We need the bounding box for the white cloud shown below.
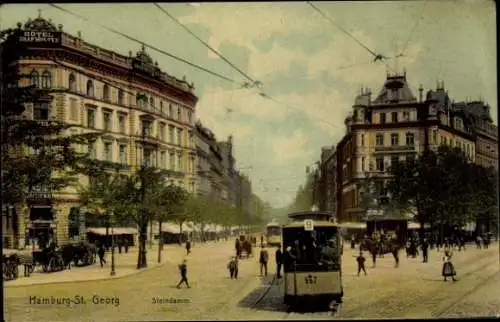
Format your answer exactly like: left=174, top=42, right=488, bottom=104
left=269, top=129, right=312, bottom=164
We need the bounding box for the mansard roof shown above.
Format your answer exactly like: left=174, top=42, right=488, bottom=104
left=373, top=72, right=417, bottom=104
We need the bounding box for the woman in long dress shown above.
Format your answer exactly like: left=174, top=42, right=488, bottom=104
left=442, top=249, right=457, bottom=282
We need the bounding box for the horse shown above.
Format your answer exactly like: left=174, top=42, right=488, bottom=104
left=360, top=237, right=401, bottom=268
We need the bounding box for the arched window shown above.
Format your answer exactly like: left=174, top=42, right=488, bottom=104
left=136, top=94, right=146, bottom=109
left=69, top=73, right=77, bottom=92
left=41, top=70, right=52, bottom=89
left=103, top=84, right=110, bottom=101
left=149, top=97, right=155, bottom=109
left=118, top=90, right=124, bottom=105
left=30, top=70, right=39, bottom=88
left=86, top=80, right=94, bottom=97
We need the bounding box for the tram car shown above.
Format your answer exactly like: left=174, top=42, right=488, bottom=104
left=266, top=221, right=282, bottom=247
left=282, top=211, right=343, bottom=310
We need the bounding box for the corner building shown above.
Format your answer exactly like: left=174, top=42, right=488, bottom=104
left=336, top=72, right=487, bottom=222
left=1, top=16, right=198, bottom=248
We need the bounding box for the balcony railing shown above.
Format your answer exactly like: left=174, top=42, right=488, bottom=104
left=374, top=145, right=415, bottom=153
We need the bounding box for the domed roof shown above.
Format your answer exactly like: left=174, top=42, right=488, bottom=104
left=135, top=45, right=153, bottom=65
left=23, top=10, right=57, bottom=31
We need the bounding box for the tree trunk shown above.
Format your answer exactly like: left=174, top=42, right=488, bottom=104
left=179, top=221, right=184, bottom=245
left=137, top=220, right=148, bottom=269
left=157, top=221, right=163, bottom=263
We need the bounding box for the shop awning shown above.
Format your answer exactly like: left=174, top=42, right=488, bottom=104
left=86, top=227, right=137, bottom=235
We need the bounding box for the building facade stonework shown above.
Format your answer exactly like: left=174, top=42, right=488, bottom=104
left=334, top=73, right=494, bottom=223
left=1, top=16, right=198, bottom=248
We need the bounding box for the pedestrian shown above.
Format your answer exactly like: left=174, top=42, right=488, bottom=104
left=186, top=240, right=191, bottom=255
left=259, top=246, right=269, bottom=276
left=124, top=239, right=129, bottom=253
left=275, top=246, right=283, bottom=278
left=177, top=259, right=190, bottom=288
left=227, top=256, right=239, bottom=279
left=356, top=251, right=367, bottom=276
left=475, top=235, right=482, bottom=249
left=235, top=238, right=241, bottom=258
left=458, top=236, right=466, bottom=251
left=118, top=239, right=122, bottom=254
left=350, top=235, right=356, bottom=249
left=260, top=234, right=264, bottom=247
left=98, top=244, right=106, bottom=268
left=421, top=238, right=429, bottom=263
left=442, top=248, right=457, bottom=282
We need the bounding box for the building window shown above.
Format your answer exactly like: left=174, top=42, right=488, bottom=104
left=380, top=113, right=386, bottom=124
left=376, top=133, right=384, bottom=146
left=118, top=114, right=126, bottom=133
left=136, top=94, right=146, bottom=109
left=177, top=154, right=183, bottom=171
left=466, top=144, right=470, bottom=157
left=361, top=157, right=365, bottom=172
left=144, top=149, right=153, bottom=167
left=403, top=111, right=410, bottom=121
left=177, top=106, right=182, bottom=121
left=391, top=156, right=399, bottom=169
left=149, top=97, right=155, bottom=109
left=119, top=145, right=127, bottom=165
left=169, top=125, right=175, bottom=143
left=30, top=70, right=39, bottom=88
left=169, top=152, right=175, bottom=170
left=104, top=142, right=112, bottom=162
left=34, top=103, right=50, bottom=120
left=376, top=157, right=384, bottom=171
left=189, top=157, right=195, bottom=174
left=177, top=128, right=183, bottom=146
left=118, top=90, right=124, bottom=105
left=88, top=141, right=97, bottom=159
left=160, top=101, right=164, bottom=114
left=169, top=104, right=173, bottom=117
left=432, top=130, right=437, bottom=144
left=159, top=123, right=165, bottom=141
left=188, top=111, right=193, bottom=124
left=391, top=112, right=398, bottom=123
left=87, top=109, right=96, bottom=128
left=103, top=112, right=112, bottom=131
left=69, top=73, right=77, bottom=92
left=391, top=133, right=399, bottom=146
left=141, top=120, right=151, bottom=136
left=361, top=134, right=365, bottom=147
left=41, top=70, right=52, bottom=89
left=405, top=132, right=415, bottom=146
left=444, top=137, right=448, bottom=145
left=160, top=151, right=166, bottom=169
left=69, top=98, right=78, bottom=121
left=103, top=85, right=110, bottom=102
left=189, top=131, right=194, bottom=148
left=86, top=80, right=94, bottom=97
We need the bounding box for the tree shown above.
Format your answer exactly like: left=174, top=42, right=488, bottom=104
left=386, top=145, right=495, bottom=240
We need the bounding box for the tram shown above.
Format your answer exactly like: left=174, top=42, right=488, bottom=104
left=282, top=211, right=343, bottom=310
left=266, top=221, right=282, bottom=246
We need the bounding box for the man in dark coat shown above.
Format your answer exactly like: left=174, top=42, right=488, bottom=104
left=186, top=240, right=191, bottom=255
left=275, top=246, right=283, bottom=278
left=177, top=259, right=190, bottom=288
left=421, top=238, right=429, bottom=263
left=259, top=246, right=269, bottom=276
left=356, top=251, right=367, bottom=276
left=98, top=244, right=106, bottom=268
left=228, top=256, right=239, bottom=279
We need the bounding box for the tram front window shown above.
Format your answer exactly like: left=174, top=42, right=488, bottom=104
left=283, top=227, right=341, bottom=272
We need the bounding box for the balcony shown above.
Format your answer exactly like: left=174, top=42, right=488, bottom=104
left=374, top=145, right=415, bottom=153
left=135, top=131, right=159, bottom=146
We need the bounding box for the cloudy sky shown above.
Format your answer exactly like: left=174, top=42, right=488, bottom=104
left=1, top=1, right=496, bottom=208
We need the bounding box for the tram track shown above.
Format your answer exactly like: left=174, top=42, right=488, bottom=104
left=339, top=254, right=498, bottom=318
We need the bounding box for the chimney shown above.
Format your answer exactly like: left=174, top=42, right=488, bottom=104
left=418, top=84, right=423, bottom=102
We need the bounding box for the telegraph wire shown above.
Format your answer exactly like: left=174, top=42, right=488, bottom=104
left=398, top=0, right=429, bottom=57
left=48, top=4, right=236, bottom=84
left=307, top=1, right=388, bottom=62
left=153, top=3, right=261, bottom=88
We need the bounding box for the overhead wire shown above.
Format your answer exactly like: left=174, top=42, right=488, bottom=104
left=398, top=0, right=429, bottom=57
left=48, top=4, right=237, bottom=84
left=153, top=3, right=260, bottom=88
left=306, top=1, right=388, bottom=62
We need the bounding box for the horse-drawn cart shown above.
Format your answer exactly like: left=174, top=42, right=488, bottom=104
left=32, top=248, right=65, bottom=273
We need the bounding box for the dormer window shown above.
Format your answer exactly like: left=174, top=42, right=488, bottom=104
left=41, top=70, right=52, bottom=89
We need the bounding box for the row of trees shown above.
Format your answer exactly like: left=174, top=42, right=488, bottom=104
left=361, top=146, right=498, bottom=238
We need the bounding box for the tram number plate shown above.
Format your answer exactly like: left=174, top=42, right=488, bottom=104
left=304, top=219, right=314, bottom=231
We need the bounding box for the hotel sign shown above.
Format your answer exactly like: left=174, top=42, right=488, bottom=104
left=18, top=31, right=61, bottom=46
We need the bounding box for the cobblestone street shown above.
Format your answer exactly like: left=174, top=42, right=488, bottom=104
left=4, top=242, right=499, bottom=321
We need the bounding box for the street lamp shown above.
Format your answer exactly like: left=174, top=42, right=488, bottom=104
left=110, top=213, right=116, bottom=276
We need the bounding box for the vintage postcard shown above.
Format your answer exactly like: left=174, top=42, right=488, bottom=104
left=2, top=1, right=498, bottom=321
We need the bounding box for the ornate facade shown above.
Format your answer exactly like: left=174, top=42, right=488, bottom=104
left=335, top=72, right=487, bottom=222
left=1, top=15, right=198, bottom=248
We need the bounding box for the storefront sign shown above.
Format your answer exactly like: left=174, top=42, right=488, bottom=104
left=18, top=31, right=61, bottom=45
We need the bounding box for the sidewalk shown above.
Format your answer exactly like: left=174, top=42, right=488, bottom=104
left=4, top=240, right=232, bottom=287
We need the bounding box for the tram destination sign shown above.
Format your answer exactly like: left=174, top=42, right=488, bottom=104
left=18, top=31, right=62, bottom=46
left=304, top=219, right=314, bottom=231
